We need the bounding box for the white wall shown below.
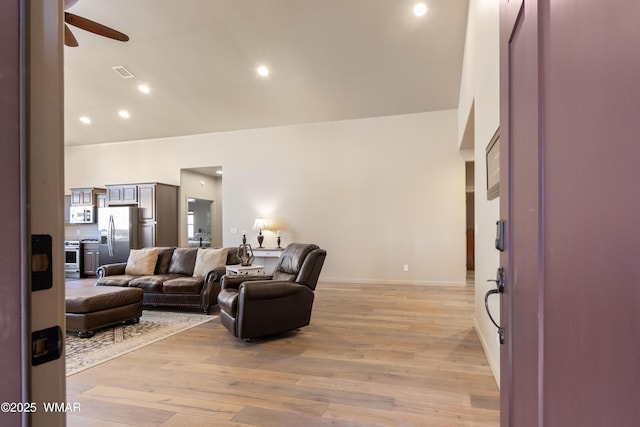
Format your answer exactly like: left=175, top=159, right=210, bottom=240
left=458, top=0, right=501, bottom=385
left=66, top=110, right=467, bottom=285
left=458, top=0, right=476, bottom=147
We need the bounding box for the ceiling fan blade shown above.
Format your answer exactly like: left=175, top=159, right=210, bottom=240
left=64, top=23, right=79, bottom=47
left=64, top=12, right=129, bottom=42
left=63, top=0, right=79, bottom=11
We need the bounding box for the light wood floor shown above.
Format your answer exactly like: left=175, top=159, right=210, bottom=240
left=66, top=281, right=499, bottom=426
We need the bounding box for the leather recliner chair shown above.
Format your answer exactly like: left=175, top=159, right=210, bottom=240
left=217, top=243, right=326, bottom=340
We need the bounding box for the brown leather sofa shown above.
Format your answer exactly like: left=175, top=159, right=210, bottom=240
left=218, top=243, right=326, bottom=340
left=96, top=247, right=241, bottom=313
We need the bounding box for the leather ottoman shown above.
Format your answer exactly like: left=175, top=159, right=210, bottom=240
left=66, top=286, right=143, bottom=338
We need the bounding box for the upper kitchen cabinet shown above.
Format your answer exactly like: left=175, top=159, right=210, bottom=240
left=64, top=195, right=71, bottom=224
left=97, top=193, right=107, bottom=208
left=70, top=187, right=105, bottom=206
left=106, top=184, right=138, bottom=205
left=137, top=184, right=156, bottom=221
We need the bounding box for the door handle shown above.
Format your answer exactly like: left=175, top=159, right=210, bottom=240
left=485, top=267, right=504, bottom=344
left=108, top=215, right=115, bottom=256
left=487, top=266, right=505, bottom=293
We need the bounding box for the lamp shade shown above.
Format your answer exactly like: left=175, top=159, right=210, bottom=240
left=253, top=218, right=268, bottom=231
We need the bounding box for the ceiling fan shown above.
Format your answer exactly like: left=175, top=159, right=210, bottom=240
left=64, top=0, right=129, bottom=47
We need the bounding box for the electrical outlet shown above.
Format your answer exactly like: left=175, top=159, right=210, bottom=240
left=230, top=228, right=237, bottom=234
left=403, top=264, right=409, bottom=272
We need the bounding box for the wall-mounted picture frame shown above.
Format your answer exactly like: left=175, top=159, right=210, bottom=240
left=486, top=128, right=500, bottom=200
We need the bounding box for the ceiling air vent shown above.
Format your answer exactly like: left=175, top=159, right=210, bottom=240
left=111, top=65, right=135, bottom=79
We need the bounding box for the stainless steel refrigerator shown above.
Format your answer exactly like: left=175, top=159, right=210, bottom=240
left=98, top=206, right=139, bottom=266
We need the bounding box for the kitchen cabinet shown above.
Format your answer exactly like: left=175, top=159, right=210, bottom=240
left=64, top=195, right=71, bottom=224
left=82, top=242, right=99, bottom=277
left=70, top=187, right=105, bottom=206
left=137, top=183, right=178, bottom=247
left=106, top=184, right=138, bottom=205
left=106, top=182, right=178, bottom=248
left=138, top=184, right=156, bottom=221
left=97, top=193, right=107, bottom=208
left=139, top=222, right=156, bottom=249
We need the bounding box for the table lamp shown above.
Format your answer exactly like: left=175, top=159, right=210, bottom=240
left=253, top=218, right=268, bottom=248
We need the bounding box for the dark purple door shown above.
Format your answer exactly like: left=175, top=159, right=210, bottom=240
left=500, top=0, right=541, bottom=425
left=501, top=0, right=640, bottom=425
left=0, top=2, right=24, bottom=425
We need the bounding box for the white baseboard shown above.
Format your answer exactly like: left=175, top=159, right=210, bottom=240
left=473, top=317, right=500, bottom=389
left=320, top=277, right=467, bottom=287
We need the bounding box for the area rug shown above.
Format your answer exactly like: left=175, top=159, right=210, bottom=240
left=66, top=310, right=216, bottom=376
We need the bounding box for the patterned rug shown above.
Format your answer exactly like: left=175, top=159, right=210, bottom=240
left=66, top=310, right=216, bottom=376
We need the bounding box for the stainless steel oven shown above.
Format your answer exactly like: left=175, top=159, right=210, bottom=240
left=64, top=240, right=81, bottom=279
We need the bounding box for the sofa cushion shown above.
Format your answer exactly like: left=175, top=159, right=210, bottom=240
left=163, top=277, right=204, bottom=294
left=167, top=248, right=198, bottom=275
left=226, top=247, right=241, bottom=265
left=125, top=248, right=159, bottom=276
left=155, top=247, right=176, bottom=274
left=193, top=247, right=229, bottom=277
left=129, top=274, right=181, bottom=293
left=95, top=275, right=137, bottom=287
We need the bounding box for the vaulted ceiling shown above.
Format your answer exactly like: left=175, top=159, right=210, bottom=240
left=64, top=0, right=469, bottom=146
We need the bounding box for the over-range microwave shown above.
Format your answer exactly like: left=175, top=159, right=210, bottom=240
left=69, top=206, right=95, bottom=224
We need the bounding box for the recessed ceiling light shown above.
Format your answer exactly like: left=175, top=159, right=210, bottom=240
left=216, top=170, right=223, bottom=175
left=138, top=84, right=150, bottom=94
left=79, top=116, right=91, bottom=124
left=118, top=110, right=130, bottom=119
left=257, top=65, right=270, bottom=77
left=413, top=3, right=427, bottom=17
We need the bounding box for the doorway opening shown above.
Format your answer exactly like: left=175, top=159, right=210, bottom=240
left=460, top=102, right=475, bottom=283
left=179, top=167, right=223, bottom=248
left=466, top=161, right=475, bottom=273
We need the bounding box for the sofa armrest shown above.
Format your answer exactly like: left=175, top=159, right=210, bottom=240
left=96, top=263, right=127, bottom=278
left=199, top=268, right=228, bottom=311
left=240, top=281, right=306, bottom=301
left=204, top=266, right=228, bottom=284
left=220, top=274, right=273, bottom=290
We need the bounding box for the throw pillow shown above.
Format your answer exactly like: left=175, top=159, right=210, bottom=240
left=154, top=247, right=175, bottom=274
left=193, top=247, right=229, bottom=277
left=167, top=247, right=198, bottom=275
left=124, top=248, right=159, bottom=276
